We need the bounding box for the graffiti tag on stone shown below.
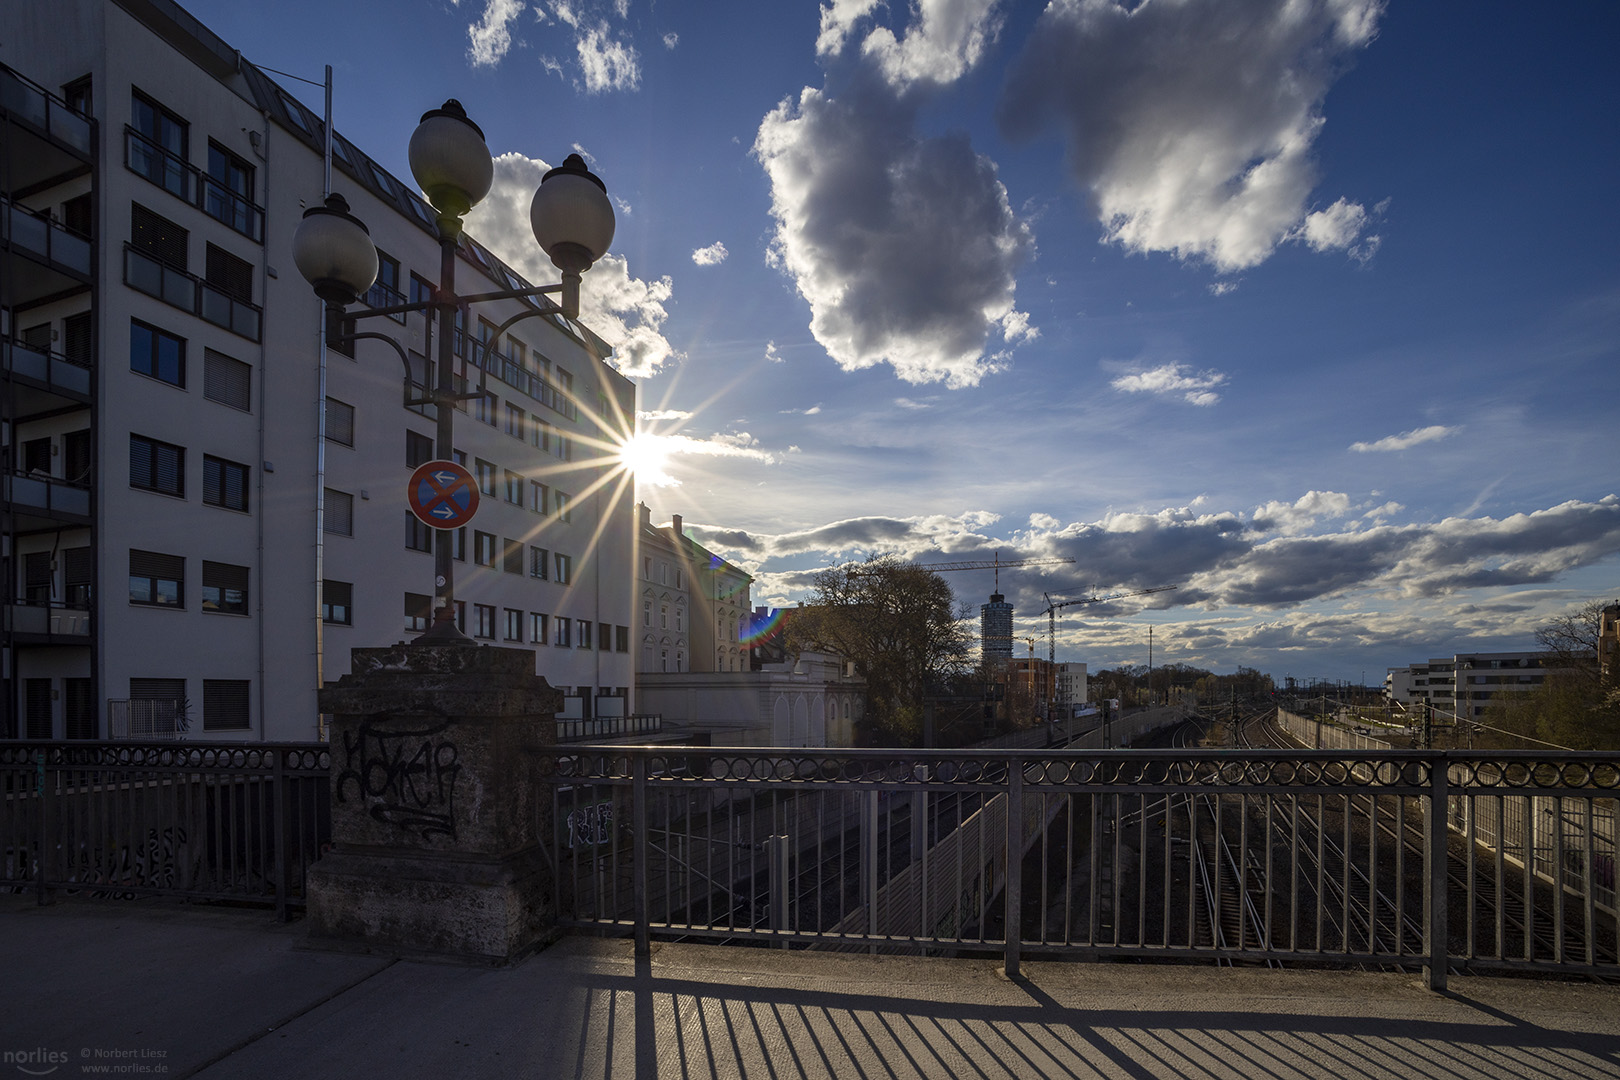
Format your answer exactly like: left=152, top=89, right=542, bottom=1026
left=336, top=719, right=461, bottom=840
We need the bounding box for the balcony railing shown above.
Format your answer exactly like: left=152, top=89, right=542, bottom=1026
left=0, top=65, right=92, bottom=155
left=124, top=127, right=265, bottom=243
left=1, top=197, right=91, bottom=276
left=124, top=244, right=261, bottom=341
left=6, top=601, right=90, bottom=638
left=3, top=469, right=90, bottom=517
left=1, top=337, right=91, bottom=397
left=543, top=741, right=1620, bottom=986
left=556, top=713, right=663, bottom=743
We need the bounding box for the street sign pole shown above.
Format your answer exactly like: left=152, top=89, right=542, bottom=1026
left=423, top=227, right=468, bottom=642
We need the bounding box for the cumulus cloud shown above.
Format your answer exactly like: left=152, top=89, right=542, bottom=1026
left=1350, top=425, right=1456, bottom=453
left=638, top=409, right=693, bottom=422
left=1111, top=362, right=1228, bottom=406
left=755, top=83, right=1034, bottom=387
left=1000, top=0, right=1385, bottom=271
left=1252, top=491, right=1353, bottom=536
left=662, top=31, right=678, bottom=49
left=764, top=341, right=783, bottom=363
left=463, top=152, right=678, bottom=377
left=692, top=242, right=729, bottom=266
left=861, top=0, right=1004, bottom=91
left=467, top=0, right=525, bottom=67
left=816, top=0, right=883, bottom=57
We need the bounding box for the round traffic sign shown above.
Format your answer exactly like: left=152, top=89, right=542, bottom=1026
left=407, top=460, right=480, bottom=529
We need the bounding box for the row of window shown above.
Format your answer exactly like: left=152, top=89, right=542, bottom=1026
left=403, top=593, right=629, bottom=650
left=130, top=318, right=255, bottom=410
left=129, top=433, right=250, bottom=512
left=129, top=550, right=250, bottom=615
left=402, top=516, right=574, bottom=583
left=129, top=89, right=262, bottom=242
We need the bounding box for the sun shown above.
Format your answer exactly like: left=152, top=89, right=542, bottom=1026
left=615, top=432, right=676, bottom=488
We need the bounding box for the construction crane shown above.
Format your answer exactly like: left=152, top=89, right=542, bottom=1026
left=1039, top=585, right=1178, bottom=718
left=842, top=550, right=1075, bottom=591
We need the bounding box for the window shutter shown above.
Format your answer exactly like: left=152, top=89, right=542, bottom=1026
left=324, top=489, right=353, bottom=535
left=204, top=349, right=251, bottom=410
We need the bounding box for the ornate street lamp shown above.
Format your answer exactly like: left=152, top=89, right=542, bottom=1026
left=292, top=99, right=614, bottom=643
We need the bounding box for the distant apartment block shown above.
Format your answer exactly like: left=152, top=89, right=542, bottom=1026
left=1386, top=651, right=1557, bottom=719
left=636, top=506, right=752, bottom=674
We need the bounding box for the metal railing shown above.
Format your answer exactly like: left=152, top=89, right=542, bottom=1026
left=6, top=601, right=91, bottom=638
left=124, top=244, right=261, bottom=341
left=124, top=127, right=265, bottom=242
left=556, top=713, right=664, bottom=742
left=2, top=336, right=92, bottom=397
left=0, top=742, right=330, bottom=919
left=3, top=470, right=91, bottom=518
left=0, top=64, right=92, bottom=154
left=2, top=197, right=91, bottom=275
left=542, top=743, right=1620, bottom=986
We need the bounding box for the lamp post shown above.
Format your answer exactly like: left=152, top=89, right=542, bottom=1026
left=292, top=100, right=614, bottom=644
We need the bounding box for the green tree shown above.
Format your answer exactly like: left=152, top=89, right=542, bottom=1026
left=787, top=556, right=974, bottom=745
left=1478, top=599, right=1620, bottom=750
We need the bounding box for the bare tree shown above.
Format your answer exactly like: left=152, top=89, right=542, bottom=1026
left=787, top=555, right=974, bottom=745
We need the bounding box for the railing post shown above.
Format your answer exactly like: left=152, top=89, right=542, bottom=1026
left=767, top=834, right=790, bottom=947
left=865, top=790, right=879, bottom=951
left=1005, top=753, right=1024, bottom=979
left=272, top=749, right=289, bottom=922
left=35, top=749, right=51, bottom=905
left=632, top=754, right=650, bottom=956
left=1424, top=752, right=1450, bottom=991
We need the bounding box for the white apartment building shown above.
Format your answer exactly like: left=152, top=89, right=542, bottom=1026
left=1386, top=651, right=1555, bottom=719
left=1056, top=662, right=1088, bottom=715
left=1, top=0, right=636, bottom=741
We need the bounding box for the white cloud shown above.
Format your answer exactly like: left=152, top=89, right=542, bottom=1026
left=1253, top=491, right=1353, bottom=536
left=467, top=0, right=526, bottom=67
left=1029, top=512, right=1061, bottom=530
left=816, top=0, right=882, bottom=57
left=1298, top=196, right=1368, bottom=252
left=1001, top=0, right=1386, bottom=272
left=755, top=84, right=1033, bottom=388
left=577, top=23, right=640, bottom=92
left=663, top=431, right=777, bottom=464
left=1209, top=281, right=1239, bottom=297
left=638, top=409, right=692, bottom=422
left=861, top=0, right=1004, bottom=91
left=463, top=152, right=678, bottom=378
left=764, top=341, right=783, bottom=363
left=1350, top=425, right=1457, bottom=453
left=894, top=397, right=933, bottom=410
left=1111, top=362, right=1228, bottom=406
left=662, top=31, right=678, bottom=49
left=691, top=242, right=729, bottom=266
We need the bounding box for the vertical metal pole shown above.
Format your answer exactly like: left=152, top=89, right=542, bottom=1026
left=433, top=231, right=459, bottom=626
left=767, top=834, right=789, bottom=947
left=1004, top=755, right=1024, bottom=978
left=1424, top=753, right=1450, bottom=990
left=632, top=755, right=649, bottom=955
left=865, top=790, right=878, bottom=951
left=35, top=749, right=50, bottom=904
left=272, top=750, right=288, bottom=921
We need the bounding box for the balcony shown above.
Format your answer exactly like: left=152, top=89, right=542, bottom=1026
left=0, top=64, right=92, bottom=191
left=1, top=336, right=92, bottom=406
left=1, top=197, right=92, bottom=305
left=6, top=600, right=91, bottom=641
left=3, top=469, right=91, bottom=526
left=125, top=127, right=265, bottom=243
left=124, top=244, right=261, bottom=341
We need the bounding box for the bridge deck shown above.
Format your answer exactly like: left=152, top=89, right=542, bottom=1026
left=5, top=894, right=1617, bottom=1079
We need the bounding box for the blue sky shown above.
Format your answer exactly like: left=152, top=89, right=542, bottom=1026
left=187, top=0, right=1619, bottom=684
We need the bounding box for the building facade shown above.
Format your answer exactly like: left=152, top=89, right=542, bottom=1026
left=1386, top=652, right=1557, bottom=720
left=636, top=506, right=751, bottom=675
left=1, top=0, right=636, bottom=740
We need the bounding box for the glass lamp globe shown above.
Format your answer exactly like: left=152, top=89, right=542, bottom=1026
left=408, top=99, right=494, bottom=220
left=292, top=193, right=378, bottom=304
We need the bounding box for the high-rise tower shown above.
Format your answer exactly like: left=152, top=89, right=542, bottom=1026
left=980, top=592, right=1013, bottom=668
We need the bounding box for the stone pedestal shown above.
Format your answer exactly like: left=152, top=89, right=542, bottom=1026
left=306, top=644, right=560, bottom=964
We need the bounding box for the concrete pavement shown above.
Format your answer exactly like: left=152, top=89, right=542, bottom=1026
left=2, top=894, right=1617, bottom=1079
